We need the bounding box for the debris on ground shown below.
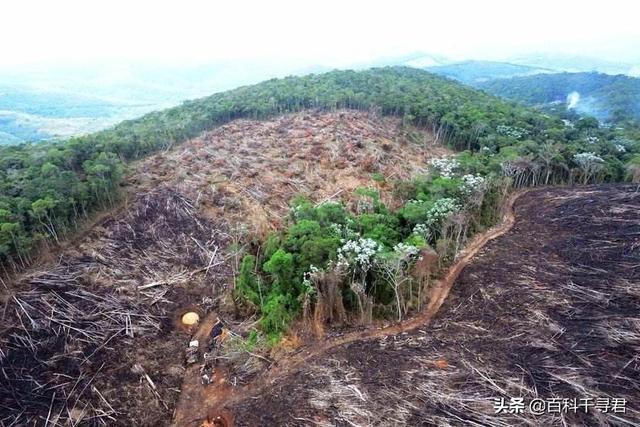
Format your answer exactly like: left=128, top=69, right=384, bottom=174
left=224, top=185, right=640, bottom=426
left=129, top=110, right=448, bottom=235
left=0, top=189, right=232, bottom=426
left=186, top=339, right=200, bottom=365
left=2, top=109, right=447, bottom=426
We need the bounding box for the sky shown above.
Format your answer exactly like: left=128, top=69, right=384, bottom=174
left=2, top=0, right=640, bottom=68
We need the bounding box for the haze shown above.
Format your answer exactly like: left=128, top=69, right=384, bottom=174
left=2, top=0, right=640, bottom=67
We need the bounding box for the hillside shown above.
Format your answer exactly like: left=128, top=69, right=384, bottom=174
left=0, top=110, right=447, bottom=426
left=2, top=66, right=639, bottom=273
left=427, top=60, right=552, bottom=84
left=478, top=72, right=640, bottom=122
left=0, top=66, right=566, bottom=271
left=222, top=185, right=640, bottom=426
left=1, top=67, right=639, bottom=426
left=130, top=110, right=449, bottom=234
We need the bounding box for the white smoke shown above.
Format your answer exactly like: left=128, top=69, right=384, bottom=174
left=566, top=91, right=580, bottom=110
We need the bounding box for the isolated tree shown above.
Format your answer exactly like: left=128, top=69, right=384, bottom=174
left=30, top=197, right=59, bottom=243
left=376, top=244, right=419, bottom=321
left=574, top=152, right=604, bottom=184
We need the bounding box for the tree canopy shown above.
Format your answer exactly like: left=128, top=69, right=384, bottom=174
left=1, top=67, right=638, bottom=271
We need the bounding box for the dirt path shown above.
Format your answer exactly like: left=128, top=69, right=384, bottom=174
left=225, top=184, right=640, bottom=426
left=173, top=189, right=527, bottom=426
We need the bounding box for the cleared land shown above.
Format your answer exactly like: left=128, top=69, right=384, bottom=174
left=4, top=110, right=637, bottom=426
left=129, top=109, right=449, bottom=235
left=222, top=185, right=640, bottom=426
left=0, top=110, right=446, bottom=426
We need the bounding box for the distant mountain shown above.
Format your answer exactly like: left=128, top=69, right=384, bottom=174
left=426, top=60, right=553, bottom=84
left=362, top=52, right=452, bottom=69
left=0, top=86, right=158, bottom=144
left=506, top=54, right=638, bottom=76
left=477, top=72, right=640, bottom=122
left=0, top=60, right=321, bottom=144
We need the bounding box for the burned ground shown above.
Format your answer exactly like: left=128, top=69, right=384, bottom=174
left=1, top=189, right=232, bottom=426
left=228, top=185, right=640, bottom=426
left=1, top=110, right=446, bottom=426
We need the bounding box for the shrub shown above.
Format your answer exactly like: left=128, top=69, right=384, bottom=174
left=235, top=255, right=263, bottom=308
left=263, top=249, right=295, bottom=293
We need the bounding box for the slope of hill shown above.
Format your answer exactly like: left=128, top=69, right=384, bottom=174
left=1, top=67, right=638, bottom=272
left=1, top=66, right=639, bottom=426
left=478, top=72, right=640, bottom=122
left=0, top=110, right=447, bottom=426
left=130, top=110, right=449, bottom=235
left=427, top=60, right=553, bottom=84
left=223, top=185, right=640, bottom=426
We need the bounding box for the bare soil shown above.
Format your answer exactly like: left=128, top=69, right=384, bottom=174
left=218, top=185, right=640, bottom=426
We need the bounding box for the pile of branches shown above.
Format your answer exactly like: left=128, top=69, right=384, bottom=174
left=1, top=266, right=161, bottom=425
left=91, top=188, right=228, bottom=290
left=1, top=188, right=232, bottom=425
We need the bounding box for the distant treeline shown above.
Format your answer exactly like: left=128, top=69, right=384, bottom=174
left=1, top=67, right=638, bottom=272
left=478, top=72, right=640, bottom=123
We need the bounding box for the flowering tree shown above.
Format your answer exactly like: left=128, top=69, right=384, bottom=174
left=573, top=152, right=604, bottom=184
left=429, top=157, right=460, bottom=178
left=425, top=198, right=460, bottom=228
left=375, top=243, right=419, bottom=321
left=461, top=174, right=486, bottom=206
left=337, top=237, right=383, bottom=322
left=496, top=125, right=528, bottom=139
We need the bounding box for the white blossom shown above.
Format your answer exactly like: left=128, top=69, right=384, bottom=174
left=337, top=237, right=383, bottom=271
left=615, top=144, right=626, bottom=153
left=412, top=223, right=429, bottom=237
left=429, top=157, right=459, bottom=178
left=392, top=243, right=419, bottom=259
left=426, top=198, right=460, bottom=226
left=613, top=137, right=633, bottom=147
left=573, top=152, right=604, bottom=167
left=496, top=125, right=528, bottom=139
left=461, top=174, right=486, bottom=195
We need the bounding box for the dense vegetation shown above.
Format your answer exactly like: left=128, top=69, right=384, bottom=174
left=478, top=72, right=640, bottom=123
left=1, top=66, right=638, bottom=276
left=235, top=168, right=507, bottom=343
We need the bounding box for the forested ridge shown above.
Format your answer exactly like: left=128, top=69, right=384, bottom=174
left=478, top=71, right=640, bottom=123
left=1, top=66, right=638, bottom=272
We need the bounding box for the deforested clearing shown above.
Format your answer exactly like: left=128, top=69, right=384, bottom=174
left=0, top=110, right=448, bottom=426
left=128, top=109, right=450, bottom=235
left=223, top=185, right=640, bottom=426
left=2, top=108, right=639, bottom=426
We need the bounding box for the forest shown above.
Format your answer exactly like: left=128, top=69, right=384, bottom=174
left=1, top=66, right=639, bottom=274
left=478, top=71, right=640, bottom=123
